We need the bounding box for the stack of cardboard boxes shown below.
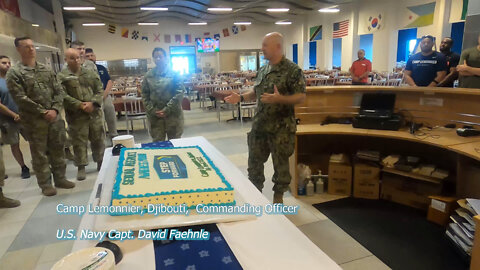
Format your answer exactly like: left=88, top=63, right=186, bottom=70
left=327, top=154, right=380, bottom=199
left=327, top=153, right=443, bottom=209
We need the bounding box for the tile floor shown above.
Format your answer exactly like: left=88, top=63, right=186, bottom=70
left=0, top=102, right=390, bottom=270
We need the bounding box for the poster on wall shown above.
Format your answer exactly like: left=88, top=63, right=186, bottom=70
left=449, top=0, right=469, bottom=23
left=403, top=2, right=436, bottom=28
left=366, top=14, right=383, bottom=33
left=309, top=25, right=322, bottom=41
left=0, top=0, right=20, bottom=17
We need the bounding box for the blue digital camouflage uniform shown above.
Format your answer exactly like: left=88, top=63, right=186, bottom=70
left=6, top=62, right=67, bottom=188
left=248, top=56, right=306, bottom=193
left=141, top=68, right=184, bottom=142
left=57, top=67, right=105, bottom=167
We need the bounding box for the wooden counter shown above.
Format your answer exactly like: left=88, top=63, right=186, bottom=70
left=293, top=86, right=480, bottom=269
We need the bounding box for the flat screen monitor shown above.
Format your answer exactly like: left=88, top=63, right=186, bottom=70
left=196, top=38, right=220, bottom=53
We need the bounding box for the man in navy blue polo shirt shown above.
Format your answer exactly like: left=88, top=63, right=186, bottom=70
left=85, top=49, right=118, bottom=142
left=404, top=35, right=447, bottom=87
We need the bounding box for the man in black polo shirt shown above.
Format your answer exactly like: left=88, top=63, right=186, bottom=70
left=85, top=48, right=118, bottom=142
left=437, top=37, right=460, bottom=87
left=404, top=35, right=447, bottom=87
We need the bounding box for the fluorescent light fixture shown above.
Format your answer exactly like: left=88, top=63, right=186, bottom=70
left=138, top=22, right=159, bottom=25
left=234, top=22, right=252, bottom=25
left=32, top=24, right=39, bottom=27
left=140, top=7, right=168, bottom=11
left=188, top=22, right=207, bottom=25
left=82, top=23, right=105, bottom=26
left=318, top=8, right=340, bottom=13
left=63, top=7, right=95, bottom=11
left=275, top=21, right=292, bottom=25
left=266, top=8, right=290, bottom=12
left=35, top=47, right=40, bottom=49
left=207, top=7, right=232, bottom=12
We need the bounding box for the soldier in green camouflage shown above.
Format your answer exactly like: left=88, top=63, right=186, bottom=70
left=57, top=49, right=105, bottom=181
left=62, top=41, right=99, bottom=161
left=6, top=37, right=75, bottom=196
left=225, top=32, right=306, bottom=204
left=142, top=48, right=184, bottom=142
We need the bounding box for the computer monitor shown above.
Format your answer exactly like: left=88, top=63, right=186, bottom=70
left=360, top=93, right=396, bottom=112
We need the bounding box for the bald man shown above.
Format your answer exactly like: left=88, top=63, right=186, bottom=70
left=57, top=49, right=105, bottom=181
left=225, top=32, right=306, bottom=204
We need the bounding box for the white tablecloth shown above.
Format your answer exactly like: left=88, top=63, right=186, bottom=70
left=72, top=136, right=340, bottom=270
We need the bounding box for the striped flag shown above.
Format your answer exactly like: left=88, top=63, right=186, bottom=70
left=333, top=20, right=349, bottom=38
left=108, top=24, right=116, bottom=34
left=164, top=34, right=171, bottom=43
left=175, top=34, right=181, bottom=43
left=185, top=34, right=192, bottom=43
left=121, top=28, right=129, bottom=38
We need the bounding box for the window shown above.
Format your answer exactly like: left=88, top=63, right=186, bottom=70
left=169, top=46, right=196, bottom=75
left=332, top=38, right=342, bottom=69
left=397, top=28, right=417, bottom=62
left=359, top=34, right=373, bottom=61
left=292, top=44, right=298, bottom=64
left=96, top=60, right=108, bottom=68
left=451, top=22, right=465, bottom=54
left=309, top=41, right=317, bottom=68
left=123, top=59, right=139, bottom=68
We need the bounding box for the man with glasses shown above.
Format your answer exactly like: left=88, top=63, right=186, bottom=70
left=6, top=37, right=75, bottom=196
left=404, top=35, right=447, bottom=87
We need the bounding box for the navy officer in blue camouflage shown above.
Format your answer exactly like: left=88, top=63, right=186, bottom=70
left=225, top=32, right=306, bottom=204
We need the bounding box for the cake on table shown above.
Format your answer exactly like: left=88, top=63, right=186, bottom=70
left=111, top=146, right=235, bottom=213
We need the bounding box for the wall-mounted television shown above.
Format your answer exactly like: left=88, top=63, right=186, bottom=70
left=196, top=38, right=220, bottom=53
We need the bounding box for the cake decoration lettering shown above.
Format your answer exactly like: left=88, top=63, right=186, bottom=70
left=138, top=153, right=150, bottom=179
left=187, top=152, right=211, bottom=177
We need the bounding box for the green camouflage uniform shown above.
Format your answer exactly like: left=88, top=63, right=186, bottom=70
left=57, top=67, right=105, bottom=167
left=141, top=68, right=184, bottom=142
left=63, top=60, right=99, bottom=149
left=6, top=62, right=67, bottom=188
left=248, top=56, right=306, bottom=193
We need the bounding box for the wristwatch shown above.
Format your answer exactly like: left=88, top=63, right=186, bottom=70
left=240, top=95, right=245, bottom=102
left=433, top=79, right=439, bottom=84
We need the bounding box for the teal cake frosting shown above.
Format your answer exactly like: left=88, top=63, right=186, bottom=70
left=110, top=146, right=235, bottom=215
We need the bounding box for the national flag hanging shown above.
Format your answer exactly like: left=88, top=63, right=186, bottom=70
left=131, top=30, right=139, bottom=40
left=108, top=24, right=116, bottom=34
left=204, top=32, right=210, bottom=37
left=121, top=28, right=129, bottom=38
left=213, top=34, right=220, bottom=40
left=223, top=28, right=229, bottom=37
left=367, top=15, right=383, bottom=33
left=175, top=34, right=181, bottom=43
left=232, top=26, right=239, bottom=35
left=0, top=0, right=20, bottom=17
left=185, top=34, right=192, bottom=43
left=403, top=2, right=436, bottom=28
left=449, top=0, right=468, bottom=23
left=240, top=25, right=247, bottom=31
left=333, top=20, right=349, bottom=38
left=309, top=25, right=322, bottom=41
left=142, top=34, right=148, bottom=42
left=154, top=33, right=161, bottom=42
left=164, top=34, right=171, bottom=43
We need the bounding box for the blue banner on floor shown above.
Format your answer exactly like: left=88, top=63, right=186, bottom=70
left=153, top=224, right=243, bottom=270
left=141, top=141, right=174, bottom=148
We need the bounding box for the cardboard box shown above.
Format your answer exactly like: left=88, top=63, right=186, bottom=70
left=427, top=196, right=458, bottom=226
left=381, top=174, right=442, bottom=210
left=353, top=163, right=380, bottom=199
left=328, top=155, right=352, bottom=196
